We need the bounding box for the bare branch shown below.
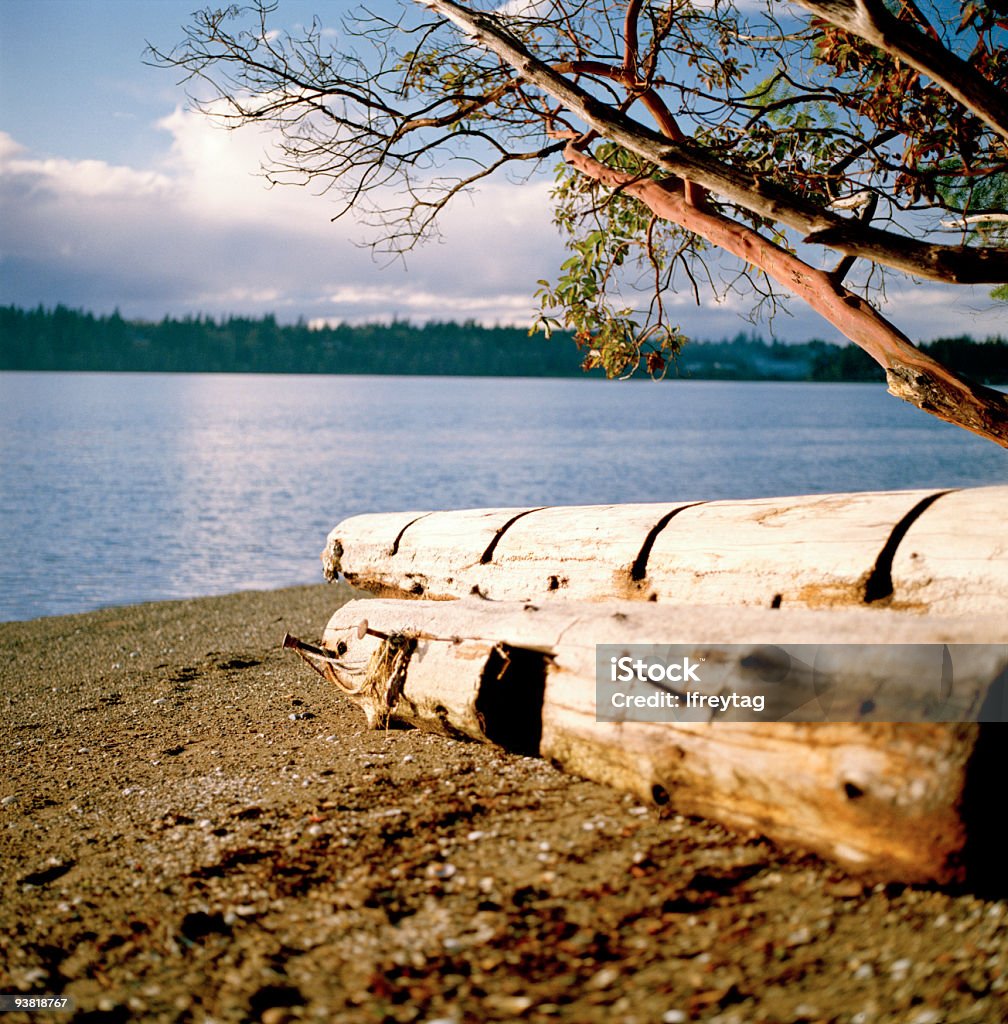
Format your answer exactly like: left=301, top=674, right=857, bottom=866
left=941, top=213, right=1008, bottom=228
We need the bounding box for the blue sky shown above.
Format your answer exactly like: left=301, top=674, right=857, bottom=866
left=0, top=0, right=1005, bottom=340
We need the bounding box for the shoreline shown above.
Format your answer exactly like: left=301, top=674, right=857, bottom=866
left=0, top=579, right=327, bottom=629
left=2, top=584, right=1006, bottom=1022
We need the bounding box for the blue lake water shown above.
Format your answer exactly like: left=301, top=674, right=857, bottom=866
left=1, top=372, right=1005, bottom=622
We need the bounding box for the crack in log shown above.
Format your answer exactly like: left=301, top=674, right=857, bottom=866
left=479, top=507, right=550, bottom=565
left=630, top=502, right=708, bottom=582
left=863, top=491, right=955, bottom=604
left=390, top=513, right=433, bottom=556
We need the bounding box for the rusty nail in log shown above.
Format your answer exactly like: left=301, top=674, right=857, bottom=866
left=282, top=632, right=344, bottom=663
left=357, top=619, right=391, bottom=641
left=281, top=632, right=349, bottom=686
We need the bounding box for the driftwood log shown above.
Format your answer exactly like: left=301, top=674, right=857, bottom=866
left=282, top=597, right=1008, bottom=884
left=294, top=487, right=1008, bottom=883
left=321, top=486, right=1008, bottom=615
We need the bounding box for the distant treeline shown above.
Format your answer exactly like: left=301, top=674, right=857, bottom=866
left=0, top=306, right=583, bottom=377
left=1, top=305, right=1006, bottom=383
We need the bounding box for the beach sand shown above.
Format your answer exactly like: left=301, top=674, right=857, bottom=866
left=1, top=583, right=1005, bottom=1023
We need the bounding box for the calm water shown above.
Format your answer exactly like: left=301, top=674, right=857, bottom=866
left=1, top=372, right=1005, bottom=622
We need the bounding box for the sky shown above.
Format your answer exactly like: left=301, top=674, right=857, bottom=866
left=0, top=0, right=1005, bottom=341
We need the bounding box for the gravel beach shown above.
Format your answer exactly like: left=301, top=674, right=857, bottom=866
left=2, top=583, right=1006, bottom=1024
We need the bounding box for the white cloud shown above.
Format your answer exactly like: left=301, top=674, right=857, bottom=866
left=0, top=132, right=25, bottom=161
left=879, top=282, right=1008, bottom=342
left=316, top=284, right=540, bottom=323
left=1, top=112, right=1003, bottom=342
left=495, top=0, right=547, bottom=14
left=154, top=105, right=298, bottom=223
left=0, top=109, right=566, bottom=325
left=0, top=131, right=172, bottom=199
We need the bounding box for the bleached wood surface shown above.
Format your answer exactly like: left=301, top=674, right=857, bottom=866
left=322, top=486, right=1008, bottom=615
left=890, top=487, right=1008, bottom=615
left=311, top=597, right=1008, bottom=883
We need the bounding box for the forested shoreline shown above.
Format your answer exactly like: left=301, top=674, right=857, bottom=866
left=1, top=304, right=1005, bottom=383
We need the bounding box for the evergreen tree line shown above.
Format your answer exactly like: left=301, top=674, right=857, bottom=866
left=1, top=304, right=1005, bottom=383
left=0, top=306, right=583, bottom=376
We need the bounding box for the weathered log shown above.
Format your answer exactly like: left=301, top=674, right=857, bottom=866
left=291, top=597, right=1008, bottom=883
left=321, top=486, right=1008, bottom=615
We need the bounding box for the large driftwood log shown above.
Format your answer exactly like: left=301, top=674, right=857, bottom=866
left=290, top=597, right=1008, bottom=884
left=321, top=486, right=1008, bottom=615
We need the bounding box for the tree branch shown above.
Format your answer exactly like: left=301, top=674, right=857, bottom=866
left=564, top=144, right=1008, bottom=447
left=422, top=0, right=1008, bottom=284
left=622, top=0, right=644, bottom=81
left=793, top=0, right=1008, bottom=142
